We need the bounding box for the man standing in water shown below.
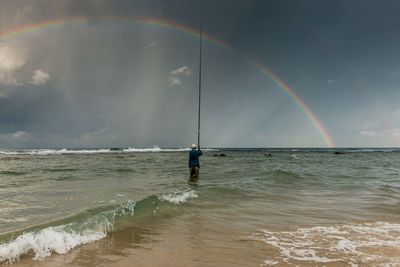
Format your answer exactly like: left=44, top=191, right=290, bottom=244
left=189, top=144, right=202, bottom=179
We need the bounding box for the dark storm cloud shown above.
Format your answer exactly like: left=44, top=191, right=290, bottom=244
left=1, top=0, right=400, bottom=148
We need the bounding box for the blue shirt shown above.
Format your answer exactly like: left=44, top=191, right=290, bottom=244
left=189, top=149, right=203, bottom=168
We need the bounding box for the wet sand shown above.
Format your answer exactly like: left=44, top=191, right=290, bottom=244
left=10, top=214, right=400, bottom=267
left=10, top=213, right=267, bottom=267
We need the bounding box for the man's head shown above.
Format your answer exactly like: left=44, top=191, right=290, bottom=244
left=191, top=144, right=197, bottom=149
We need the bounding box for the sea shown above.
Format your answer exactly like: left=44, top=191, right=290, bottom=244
left=0, top=147, right=399, bottom=266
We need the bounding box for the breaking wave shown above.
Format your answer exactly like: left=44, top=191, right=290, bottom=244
left=251, top=222, right=400, bottom=266
left=0, top=188, right=197, bottom=263
left=0, top=227, right=105, bottom=263
left=158, top=189, right=198, bottom=204
left=0, top=146, right=216, bottom=155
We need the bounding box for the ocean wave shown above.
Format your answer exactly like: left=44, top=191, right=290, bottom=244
left=123, top=146, right=189, bottom=152
left=344, top=148, right=400, bottom=153
left=0, top=199, right=136, bottom=263
left=0, top=227, right=105, bottom=263
left=0, top=170, right=27, bottom=176
left=0, top=148, right=112, bottom=155
left=121, top=146, right=216, bottom=153
left=0, top=146, right=217, bottom=155
left=251, top=222, right=400, bottom=266
left=158, top=189, right=198, bottom=204
left=0, top=188, right=198, bottom=263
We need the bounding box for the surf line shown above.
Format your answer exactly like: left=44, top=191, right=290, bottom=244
left=0, top=16, right=336, bottom=148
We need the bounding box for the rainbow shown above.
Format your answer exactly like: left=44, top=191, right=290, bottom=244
left=0, top=16, right=336, bottom=147
left=252, top=62, right=336, bottom=148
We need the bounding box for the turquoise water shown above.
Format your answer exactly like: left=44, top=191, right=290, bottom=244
left=0, top=148, right=400, bottom=265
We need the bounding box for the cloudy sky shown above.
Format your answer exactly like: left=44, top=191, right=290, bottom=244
left=0, top=0, right=400, bottom=148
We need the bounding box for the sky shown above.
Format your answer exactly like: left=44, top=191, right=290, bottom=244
left=0, top=0, right=400, bottom=148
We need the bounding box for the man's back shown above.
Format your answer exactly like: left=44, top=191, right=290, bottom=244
left=189, top=149, right=202, bottom=168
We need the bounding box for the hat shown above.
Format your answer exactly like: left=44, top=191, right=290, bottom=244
left=191, top=144, right=197, bottom=148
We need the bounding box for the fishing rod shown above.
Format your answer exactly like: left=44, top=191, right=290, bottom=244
left=197, top=24, right=202, bottom=148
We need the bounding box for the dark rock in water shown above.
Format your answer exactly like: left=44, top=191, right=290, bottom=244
left=265, top=153, right=272, bottom=157
left=334, top=151, right=345, bottom=155
left=214, top=154, right=219, bottom=157
left=219, top=154, right=227, bottom=157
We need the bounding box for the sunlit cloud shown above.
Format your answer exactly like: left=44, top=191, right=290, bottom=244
left=11, top=131, right=31, bottom=140
left=170, top=66, right=192, bottom=76
left=0, top=131, right=32, bottom=142
left=168, top=66, right=192, bottom=86
left=168, top=75, right=182, bottom=86
left=30, top=69, right=50, bottom=85
left=0, top=46, right=27, bottom=86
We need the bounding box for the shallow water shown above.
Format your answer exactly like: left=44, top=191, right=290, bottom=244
left=0, top=148, right=400, bottom=266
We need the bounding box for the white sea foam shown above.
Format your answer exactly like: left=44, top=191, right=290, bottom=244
left=251, top=222, right=400, bottom=266
left=159, top=189, right=198, bottom=204
left=261, top=259, right=279, bottom=266
left=0, top=146, right=216, bottom=155
left=0, top=200, right=136, bottom=263
left=123, top=146, right=190, bottom=152
left=123, top=146, right=216, bottom=152
left=0, top=227, right=105, bottom=263
left=0, top=148, right=112, bottom=155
